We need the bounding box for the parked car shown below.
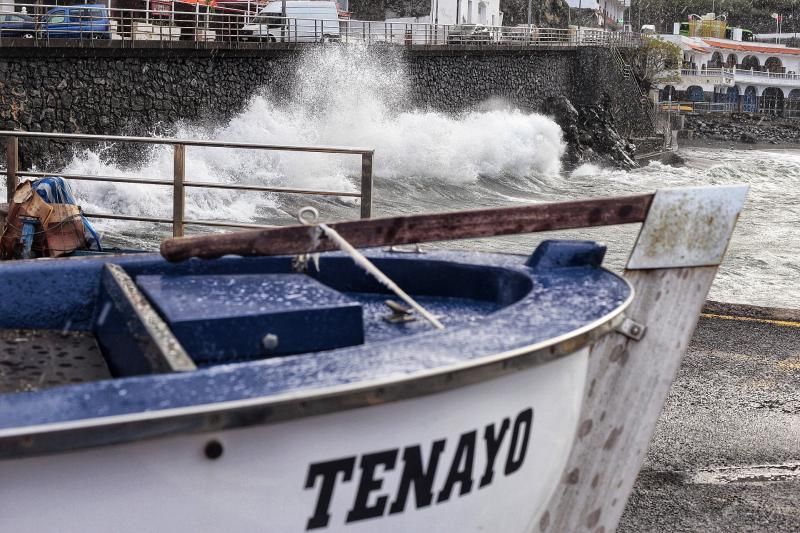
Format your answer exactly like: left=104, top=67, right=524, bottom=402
left=0, top=12, right=35, bottom=39
left=500, top=24, right=537, bottom=44
left=447, top=24, right=495, bottom=44
left=240, top=0, right=341, bottom=42
left=40, top=4, right=111, bottom=39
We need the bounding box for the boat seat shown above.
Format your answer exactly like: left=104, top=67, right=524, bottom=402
left=136, top=273, right=365, bottom=365
left=94, top=264, right=197, bottom=377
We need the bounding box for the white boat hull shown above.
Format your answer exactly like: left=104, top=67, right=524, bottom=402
left=1, top=349, right=588, bottom=532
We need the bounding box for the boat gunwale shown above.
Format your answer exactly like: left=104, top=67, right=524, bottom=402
left=0, top=270, right=633, bottom=459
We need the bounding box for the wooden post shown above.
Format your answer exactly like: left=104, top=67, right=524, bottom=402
left=6, top=136, right=18, bottom=204
left=172, top=144, right=185, bottom=237
left=360, top=152, right=373, bottom=219
left=540, top=185, right=749, bottom=533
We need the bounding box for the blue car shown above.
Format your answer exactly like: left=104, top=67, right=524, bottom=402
left=0, top=13, right=36, bottom=39
left=41, top=4, right=111, bottom=39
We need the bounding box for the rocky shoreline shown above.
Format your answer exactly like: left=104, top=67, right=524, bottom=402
left=543, top=95, right=638, bottom=170
left=679, top=137, right=800, bottom=151
left=684, top=113, right=800, bottom=145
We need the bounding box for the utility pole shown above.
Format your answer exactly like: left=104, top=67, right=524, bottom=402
left=281, top=0, right=286, bottom=41
left=527, top=0, right=532, bottom=26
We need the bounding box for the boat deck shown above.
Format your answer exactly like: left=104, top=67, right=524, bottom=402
left=0, top=329, right=110, bottom=394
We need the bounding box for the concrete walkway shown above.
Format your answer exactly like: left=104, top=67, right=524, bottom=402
left=619, top=312, right=800, bottom=532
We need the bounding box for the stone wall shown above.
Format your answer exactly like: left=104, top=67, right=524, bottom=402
left=573, top=48, right=655, bottom=139
left=0, top=49, right=298, bottom=135
left=0, top=45, right=655, bottom=167
left=406, top=49, right=575, bottom=112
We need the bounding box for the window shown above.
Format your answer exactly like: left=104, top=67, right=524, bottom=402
left=46, top=11, right=66, bottom=24
left=86, top=9, right=105, bottom=19
left=252, top=14, right=283, bottom=28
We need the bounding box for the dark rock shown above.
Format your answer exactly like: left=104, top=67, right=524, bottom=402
left=660, top=152, right=686, bottom=167
left=543, top=94, right=637, bottom=170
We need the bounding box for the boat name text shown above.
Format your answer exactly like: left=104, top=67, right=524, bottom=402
left=303, top=407, right=534, bottom=529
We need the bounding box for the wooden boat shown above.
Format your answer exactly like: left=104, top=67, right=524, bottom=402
left=0, top=185, right=746, bottom=532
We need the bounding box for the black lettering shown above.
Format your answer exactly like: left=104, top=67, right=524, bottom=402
left=479, top=418, right=510, bottom=487
left=389, top=440, right=446, bottom=514
left=345, top=449, right=398, bottom=523
left=304, top=457, right=356, bottom=530
left=505, top=408, right=534, bottom=475
left=436, top=430, right=477, bottom=503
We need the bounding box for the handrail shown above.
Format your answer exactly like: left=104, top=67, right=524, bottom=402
left=1, top=130, right=372, bottom=155
left=0, top=1, right=642, bottom=49
left=1, top=130, right=375, bottom=238
left=609, top=44, right=671, bottom=149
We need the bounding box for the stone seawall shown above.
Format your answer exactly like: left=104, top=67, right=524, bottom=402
left=0, top=45, right=655, bottom=168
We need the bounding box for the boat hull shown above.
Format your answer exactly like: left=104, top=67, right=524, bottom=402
left=1, top=348, right=588, bottom=532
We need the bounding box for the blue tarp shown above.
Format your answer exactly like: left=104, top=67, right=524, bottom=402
left=32, top=177, right=102, bottom=251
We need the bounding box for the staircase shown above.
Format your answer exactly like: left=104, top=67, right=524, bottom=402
left=610, top=46, right=673, bottom=151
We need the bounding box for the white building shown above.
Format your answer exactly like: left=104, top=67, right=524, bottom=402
left=658, top=33, right=800, bottom=116
left=565, top=0, right=627, bottom=30
left=430, top=0, right=503, bottom=27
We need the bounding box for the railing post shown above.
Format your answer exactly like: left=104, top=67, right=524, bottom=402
left=6, top=136, right=18, bottom=204
left=360, top=151, right=373, bottom=219
left=173, top=143, right=186, bottom=237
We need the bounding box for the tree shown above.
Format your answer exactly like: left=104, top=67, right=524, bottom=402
left=628, top=36, right=682, bottom=92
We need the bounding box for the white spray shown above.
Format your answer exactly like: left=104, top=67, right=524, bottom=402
left=56, top=45, right=565, bottom=241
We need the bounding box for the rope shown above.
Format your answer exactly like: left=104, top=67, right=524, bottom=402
left=318, top=223, right=444, bottom=330
left=4, top=213, right=85, bottom=236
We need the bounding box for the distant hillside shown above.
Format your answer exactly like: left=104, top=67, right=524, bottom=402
left=348, top=0, right=569, bottom=27
left=347, top=0, right=429, bottom=21
left=631, top=0, right=799, bottom=34
left=501, top=0, right=569, bottom=27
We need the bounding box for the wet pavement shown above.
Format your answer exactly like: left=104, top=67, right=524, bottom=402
left=619, top=313, right=800, bottom=532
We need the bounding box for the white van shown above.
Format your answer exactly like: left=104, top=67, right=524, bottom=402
left=241, top=0, right=341, bottom=42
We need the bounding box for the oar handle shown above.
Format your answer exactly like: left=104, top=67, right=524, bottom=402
left=159, top=225, right=333, bottom=262
left=159, top=194, right=654, bottom=263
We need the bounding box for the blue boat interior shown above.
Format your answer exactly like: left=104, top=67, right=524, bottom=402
left=0, top=240, right=632, bottom=429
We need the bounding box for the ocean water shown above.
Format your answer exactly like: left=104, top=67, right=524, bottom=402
left=20, top=46, right=798, bottom=309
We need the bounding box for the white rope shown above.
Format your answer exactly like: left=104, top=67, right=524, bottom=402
left=318, top=223, right=445, bottom=330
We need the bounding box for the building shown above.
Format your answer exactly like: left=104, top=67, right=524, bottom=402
left=565, top=0, right=627, bottom=31
left=658, top=33, right=800, bottom=116
left=430, top=0, right=503, bottom=26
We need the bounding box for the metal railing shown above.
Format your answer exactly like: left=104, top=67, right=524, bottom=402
left=680, top=67, right=735, bottom=78
left=1, top=131, right=374, bottom=237
left=658, top=101, right=736, bottom=114
left=0, top=3, right=643, bottom=49
left=609, top=45, right=673, bottom=149
left=679, top=67, right=800, bottom=88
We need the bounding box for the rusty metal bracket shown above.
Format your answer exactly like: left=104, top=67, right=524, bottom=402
left=616, top=316, right=646, bottom=341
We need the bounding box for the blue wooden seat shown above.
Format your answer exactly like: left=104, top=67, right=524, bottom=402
left=136, top=273, right=365, bottom=365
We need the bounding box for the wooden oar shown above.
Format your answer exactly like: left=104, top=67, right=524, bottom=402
left=160, top=194, right=654, bottom=263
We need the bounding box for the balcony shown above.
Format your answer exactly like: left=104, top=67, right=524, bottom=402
left=679, top=68, right=736, bottom=87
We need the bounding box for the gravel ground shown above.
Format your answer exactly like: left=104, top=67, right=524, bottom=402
left=619, top=314, right=800, bottom=532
